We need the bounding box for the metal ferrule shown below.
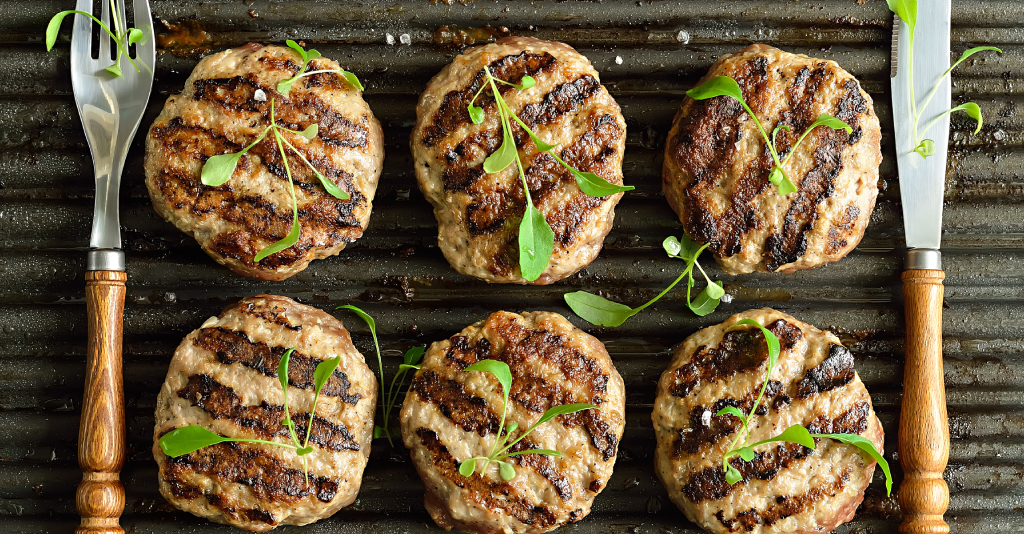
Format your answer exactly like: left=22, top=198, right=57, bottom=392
left=87, top=249, right=126, bottom=272
left=906, top=248, right=942, bottom=271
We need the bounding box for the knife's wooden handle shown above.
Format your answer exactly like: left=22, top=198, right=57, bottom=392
left=898, top=269, right=949, bottom=534
left=77, top=270, right=127, bottom=534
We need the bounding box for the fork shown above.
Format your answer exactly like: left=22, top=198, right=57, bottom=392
left=70, top=0, right=154, bottom=532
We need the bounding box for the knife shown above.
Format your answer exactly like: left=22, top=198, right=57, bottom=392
left=891, top=3, right=951, bottom=533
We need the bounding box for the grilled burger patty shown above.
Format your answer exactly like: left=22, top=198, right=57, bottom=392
left=400, top=311, right=626, bottom=534
left=652, top=308, right=884, bottom=534
left=153, top=295, right=376, bottom=531
left=663, top=44, right=881, bottom=274
left=411, top=37, right=628, bottom=285
left=145, top=43, right=384, bottom=280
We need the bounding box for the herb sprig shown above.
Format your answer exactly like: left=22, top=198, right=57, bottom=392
left=887, top=0, right=1001, bottom=158
left=457, top=359, right=598, bottom=481
left=45, top=0, right=151, bottom=77
left=159, top=348, right=341, bottom=483
left=686, top=76, right=852, bottom=194
left=469, top=66, right=634, bottom=281
left=277, top=40, right=364, bottom=96
left=715, top=319, right=892, bottom=494
left=337, top=305, right=426, bottom=447
left=564, top=233, right=723, bottom=327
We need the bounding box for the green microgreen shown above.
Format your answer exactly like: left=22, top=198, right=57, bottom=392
left=457, top=359, right=598, bottom=481
left=468, top=66, right=634, bottom=281
left=45, top=1, right=150, bottom=77
left=686, top=76, right=852, bottom=194
left=887, top=0, right=1001, bottom=157
left=714, top=320, right=893, bottom=495
left=335, top=304, right=392, bottom=445
left=564, top=233, right=723, bottom=327
left=159, top=348, right=342, bottom=484
left=200, top=97, right=350, bottom=263
left=277, top=39, right=364, bottom=96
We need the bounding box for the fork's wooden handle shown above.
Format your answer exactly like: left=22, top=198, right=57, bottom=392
left=898, top=269, right=949, bottom=534
left=77, top=270, right=127, bottom=534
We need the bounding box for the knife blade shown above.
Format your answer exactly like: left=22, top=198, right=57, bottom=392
left=891, top=3, right=951, bottom=534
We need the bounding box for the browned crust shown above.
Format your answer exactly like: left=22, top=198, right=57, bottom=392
left=144, top=45, right=384, bottom=280
left=662, top=44, right=881, bottom=274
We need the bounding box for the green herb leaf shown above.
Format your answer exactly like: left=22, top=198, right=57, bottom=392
left=506, top=422, right=519, bottom=433
left=127, top=27, right=145, bottom=45
left=729, top=319, right=781, bottom=371
left=45, top=10, right=76, bottom=51
left=504, top=448, right=563, bottom=457
left=498, top=461, right=516, bottom=481
left=464, top=360, right=512, bottom=408
left=749, top=424, right=816, bottom=450
left=159, top=425, right=230, bottom=457
left=459, top=458, right=477, bottom=477
left=254, top=214, right=300, bottom=262
left=484, top=130, right=517, bottom=173
left=688, top=282, right=723, bottom=316
left=738, top=447, right=756, bottom=462
left=724, top=463, right=743, bottom=484
left=950, top=102, right=984, bottom=134
left=815, top=432, right=892, bottom=496
left=715, top=405, right=747, bottom=425
left=296, top=446, right=314, bottom=455
left=286, top=39, right=308, bottom=63
left=686, top=75, right=745, bottom=102
left=340, top=70, right=365, bottom=91
left=768, top=167, right=797, bottom=195
left=373, top=426, right=385, bottom=439
left=563, top=291, right=636, bottom=328
left=468, top=104, right=485, bottom=124
left=313, top=356, right=342, bottom=395
left=518, top=203, right=554, bottom=282
left=915, top=139, right=936, bottom=158
left=663, top=236, right=682, bottom=257
left=518, top=75, right=536, bottom=90
left=315, top=172, right=350, bottom=200
left=535, top=403, right=598, bottom=427
left=201, top=152, right=243, bottom=187
left=277, top=78, right=296, bottom=95
left=404, top=346, right=426, bottom=366
left=571, top=169, right=635, bottom=197
left=398, top=364, right=421, bottom=373
left=297, top=123, right=319, bottom=140
left=886, top=0, right=917, bottom=30
left=956, top=45, right=1003, bottom=65
left=104, top=63, right=123, bottom=77
left=306, top=49, right=322, bottom=62
left=277, top=348, right=294, bottom=395
left=771, top=123, right=791, bottom=145
left=807, top=113, right=852, bottom=134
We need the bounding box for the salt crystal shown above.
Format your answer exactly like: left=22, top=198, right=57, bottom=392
left=400, top=33, right=411, bottom=45
left=615, top=55, right=623, bottom=65
left=677, top=30, right=690, bottom=44
left=386, top=33, right=395, bottom=45
left=701, top=409, right=712, bottom=427
left=253, top=89, right=267, bottom=102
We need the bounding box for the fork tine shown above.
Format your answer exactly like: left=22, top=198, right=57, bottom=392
left=71, top=0, right=93, bottom=67
left=133, top=0, right=156, bottom=64
left=99, top=0, right=111, bottom=61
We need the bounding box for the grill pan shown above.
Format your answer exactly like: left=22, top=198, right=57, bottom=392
left=2, top=0, right=1022, bottom=532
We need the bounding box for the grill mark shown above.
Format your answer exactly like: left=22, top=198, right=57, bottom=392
left=165, top=441, right=339, bottom=504
left=764, top=77, right=867, bottom=271
left=415, top=428, right=558, bottom=528
left=411, top=370, right=501, bottom=436
left=176, top=374, right=360, bottom=452
left=680, top=402, right=871, bottom=504
left=716, top=468, right=853, bottom=532
left=670, top=320, right=803, bottom=398
left=442, top=130, right=502, bottom=193
left=672, top=381, right=784, bottom=457
left=421, top=51, right=557, bottom=148
left=239, top=300, right=301, bottom=331
left=193, top=327, right=363, bottom=405
left=672, top=55, right=771, bottom=256
left=507, top=438, right=573, bottom=502
left=172, top=483, right=279, bottom=527
left=796, top=344, right=856, bottom=398
left=518, top=75, right=602, bottom=128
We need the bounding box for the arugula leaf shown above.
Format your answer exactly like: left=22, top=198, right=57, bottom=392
left=459, top=458, right=476, bottom=477
left=563, top=291, right=636, bottom=328
left=724, top=463, right=743, bottom=484
left=498, top=461, right=516, bottom=481
left=465, top=360, right=513, bottom=407
left=276, top=78, right=297, bottom=95
left=571, top=169, right=635, bottom=196
left=254, top=208, right=300, bottom=262
left=104, top=63, right=123, bottom=77
left=336, top=304, right=390, bottom=445
left=484, top=127, right=518, bottom=173
left=686, top=75, right=745, bottom=102
left=688, top=283, right=723, bottom=316
left=127, top=27, right=145, bottom=45
left=729, top=319, right=781, bottom=369
left=46, top=9, right=139, bottom=77
left=915, top=138, right=936, bottom=158
left=814, top=432, right=892, bottom=495
left=768, top=167, right=797, bottom=195
left=949, top=102, right=983, bottom=134
left=518, top=75, right=536, bottom=90
left=518, top=203, right=555, bottom=282
left=745, top=424, right=816, bottom=451
left=405, top=346, right=426, bottom=365
left=663, top=236, right=682, bottom=257
left=468, top=104, right=485, bottom=124
left=339, top=70, right=365, bottom=92
left=805, top=113, right=852, bottom=134
left=715, top=405, right=747, bottom=425
left=504, top=448, right=563, bottom=457
left=201, top=152, right=244, bottom=187
left=535, top=403, right=597, bottom=426
left=738, top=447, right=756, bottom=462
left=286, top=39, right=308, bottom=63
left=297, top=124, right=319, bottom=140
left=159, top=426, right=231, bottom=457
left=313, top=356, right=341, bottom=394
left=886, top=0, right=917, bottom=30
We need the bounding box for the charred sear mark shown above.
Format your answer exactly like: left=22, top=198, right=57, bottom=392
left=415, top=428, right=558, bottom=528
left=671, top=320, right=803, bottom=398
left=179, top=486, right=279, bottom=526
left=507, top=438, right=573, bottom=502
left=716, top=469, right=853, bottom=532
left=764, top=78, right=867, bottom=271
left=256, top=54, right=302, bottom=76
left=443, top=336, right=494, bottom=369
left=411, top=370, right=501, bottom=435
left=164, top=441, right=339, bottom=504
left=442, top=130, right=502, bottom=193
left=672, top=381, right=784, bottom=457
left=239, top=301, right=301, bottom=330
left=796, top=344, right=855, bottom=398
left=192, top=75, right=267, bottom=113
left=671, top=55, right=772, bottom=257
left=518, top=75, right=601, bottom=128
left=193, top=327, right=363, bottom=404
left=680, top=402, right=871, bottom=503
left=421, top=51, right=557, bottom=147
left=176, top=374, right=360, bottom=452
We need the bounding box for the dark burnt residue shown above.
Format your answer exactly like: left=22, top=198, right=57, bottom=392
left=156, top=19, right=212, bottom=58
left=795, top=344, right=856, bottom=398
left=434, top=25, right=512, bottom=47
left=411, top=370, right=501, bottom=435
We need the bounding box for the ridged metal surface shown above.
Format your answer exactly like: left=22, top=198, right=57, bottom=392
left=1, top=0, right=1022, bottom=532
